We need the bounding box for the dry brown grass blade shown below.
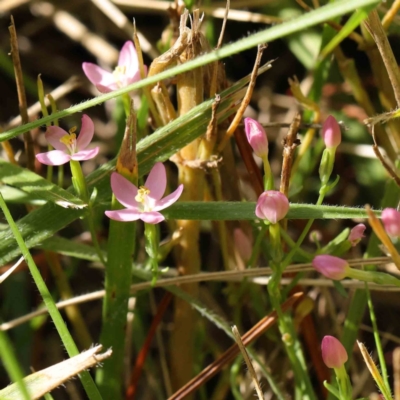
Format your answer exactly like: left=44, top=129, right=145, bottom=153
left=168, top=292, right=304, bottom=400
left=394, top=347, right=400, bottom=400
left=8, top=16, right=35, bottom=171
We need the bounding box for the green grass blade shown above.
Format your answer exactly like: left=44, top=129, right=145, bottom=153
left=0, top=194, right=103, bottom=400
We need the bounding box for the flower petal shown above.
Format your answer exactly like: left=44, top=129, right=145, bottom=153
left=76, top=115, right=94, bottom=150
left=140, top=211, right=165, bottom=224
left=36, top=150, right=71, bottom=166
left=82, top=62, right=118, bottom=92
left=105, top=209, right=141, bottom=222
left=153, top=184, right=184, bottom=211
left=45, top=126, right=69, bottom=151
left=71, top=147, right=99, bottom=161
left=110, top=172, right=139, bottom=208
left=118, top=41, right=139, bottom=80
left=145, top=162, right=167, bottom=200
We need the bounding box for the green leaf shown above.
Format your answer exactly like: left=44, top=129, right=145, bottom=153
left=0, top=161, right=85, bottom=208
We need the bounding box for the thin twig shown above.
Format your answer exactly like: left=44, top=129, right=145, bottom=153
left=280, top=112, right=301, bottom=196
left=232, top=325, right=264, bottom=400
left=9, top=16, right=35, bottom=171
left=394, top=347, right=400, bottom=400
left=382, top=0, right=400, bottom=30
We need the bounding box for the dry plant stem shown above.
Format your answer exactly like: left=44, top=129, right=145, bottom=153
left=217, top=44, right=267, bottom=153
left=382, top=0, right=400, bottom=30
left=170, top=12, right=207, bottom=393
left=8, top=16, right=35, bottom=171
left=0, top=131, right=17, bottom=164
left=168, top=292, right=304, bottom=400
left=366, top=10, right=400, bottom=108
left=6, top=76, right=80, bottom=130
left=151, top=82, right=177, bottom=125
left=232, top=326, right=264, bottom=400
left=280, top=112, right=301, bottom=196
left=366, top=205, right=400, bottom=269
left=394, top=348, right=400, bottom=400
left=126, top=293, right=173, bottom=400
left=46, top=252, right=92, bottom=349
left=371, top=129, right=400, bottom=187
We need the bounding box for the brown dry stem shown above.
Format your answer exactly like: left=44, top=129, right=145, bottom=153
left=9, top=16, right=35, bottom=171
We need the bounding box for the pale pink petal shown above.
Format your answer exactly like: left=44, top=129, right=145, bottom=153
left=36, top=150, right=71, bottom=166
left=45, top=126, right=69, bottom=151
left=71, top=147, right=99, bottom=161
left=153, top=184, right=184, bottom=211
left=105, top=209, right=141, bottom=222
left=76, top=115, right=94, bottom=150
left=125, top=70, right=142, bottom=86
left=140, top=211, right=164, bottom=224
left=82, top=62, right=118, bottom=93
left=145, top=163, right=166, bottom=200
left=110, top=172, right=139, bottom=208
left=118, top=41, right=139, bottom=80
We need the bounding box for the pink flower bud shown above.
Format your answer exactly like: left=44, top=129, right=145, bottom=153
left=321, top=335, right=348, bottom=369
left=312, top=255, right=349, bottom=280
left=382, top=208, right=400, bottom=237
left=255, top=191, right=289, bottom=224
left=244, top=118, right=269, bottom=158
left=348, top=223, right=366, bottom=246
left=322, top=115, right=341, bottom=149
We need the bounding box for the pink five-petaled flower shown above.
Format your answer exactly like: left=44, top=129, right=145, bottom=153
left=82, top=41, right=142, bottom=93
left=382, top=208, right=400, bottom=237
left=36, top=115, right=99, bottom=166
left=244, top=117, right=269, bottom=159
left=255, top=190, right=289, bottom=224
left=348, top=223, right=366, bottom=246
left=105, top=162, right=184, bottom=224
left=322, top=115, right=341, bottom=149
left=312, top=255, right=350, bottom=280
left=321, top=335, right=348, bottom=369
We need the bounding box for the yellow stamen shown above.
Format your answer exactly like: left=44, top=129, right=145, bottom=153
left=135, top=186, right=150, bottom=203
left=60, top=133, right=76, bottom=146
left=113, top=66, right=127, bottom=86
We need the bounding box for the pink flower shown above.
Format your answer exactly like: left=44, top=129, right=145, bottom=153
left=321, top=115, right=341, bottom=149
left=312, top=255, right=350, bottom=280
left=255, top=191, right=289, bottom=224
left=82, top=41, right=142, bottom=93
left=321, top=335, right=348, bottom=369
left=36, top=115, right=99, bottom=166
left=244, top=117, right=269, bottom=158
left=348, top=223, right=366, bottom=246
left=382, top=208, right=400, bottom=237
left=105, top=163, right=183, bottom=224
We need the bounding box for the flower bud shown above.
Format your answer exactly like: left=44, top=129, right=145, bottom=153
left=244, top=118, right=269, bottom=158
left=312, top=255, right=349, bottom=280
left=321, top=335, right=348, bottom=369
left=255, top=191, right=289, bottom=224
left=348, top=223, right=366, bottom=246
left=382, top=208, right=400, bottom=237
left=322, top=115, right=341, bottom=149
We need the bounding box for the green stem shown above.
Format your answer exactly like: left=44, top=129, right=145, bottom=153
left=0, top=329, right=31, bottom=400
left=364, top=283, right=391, bottom=394
left=144, top=223, right=160, bottom=285
left=69, top=160, right=89, bottom=203
left=0, top=194, right=102, bottom=400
